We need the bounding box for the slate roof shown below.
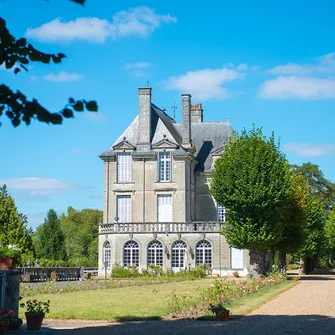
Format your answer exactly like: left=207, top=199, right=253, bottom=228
left=100, top=103, right=233, bottom=173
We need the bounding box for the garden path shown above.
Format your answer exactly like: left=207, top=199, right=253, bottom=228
left=13, top=269, right=335, bottom=334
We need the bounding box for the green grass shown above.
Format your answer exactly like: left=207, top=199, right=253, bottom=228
left=20, top=279, right=213, bottom=321
left=198, top=280, right=297, bottom=320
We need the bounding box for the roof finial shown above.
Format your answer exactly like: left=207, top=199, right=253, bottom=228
left=227, top=116, right=230, bottom=124
left=123, top=136, right=126, bottom=141
left=146, top=81, right=150, bottom=87
left=172, top=101, right=177, bottom=120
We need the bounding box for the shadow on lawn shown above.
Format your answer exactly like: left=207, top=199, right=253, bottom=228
left=36, top=315, right=335, bottom=335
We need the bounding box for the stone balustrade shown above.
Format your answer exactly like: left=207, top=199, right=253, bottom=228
left=99, top=222, right=222, bottom=234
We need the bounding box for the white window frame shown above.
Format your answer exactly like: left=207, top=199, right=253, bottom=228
left=117, top=152, right=132, bottom=183
left=116, top=195, right=132, bottom=223
left=147, top=240, right=163, bottom=267
left=158, top=151, right=172, bottom=182
left=157, top=194, right=173, bottom=223
left=196, top=240, right=212, bottom=267
left=171, top=241, right=187, bottom=269
left=103, top=241, right=111, bottom=268
left=217, top=203, right=227, bottom=222
left=123, top=241, right=139, bottom=267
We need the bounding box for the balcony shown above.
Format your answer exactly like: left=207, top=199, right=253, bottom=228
left=99, top=222, right=223, bottom=234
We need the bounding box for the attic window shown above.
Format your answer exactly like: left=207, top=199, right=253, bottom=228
left=158, top=152, right=171, bottom=182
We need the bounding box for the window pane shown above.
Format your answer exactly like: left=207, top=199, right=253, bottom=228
left=171, top=241, right=187, bottom=268
left=217, top=204, right=226, bottom=222
left=117, top=153, right=132, bottom=183
left=147, top=241, right=163, bottom=266
left=117, top=195, right=131, bottom=223
left=123, top=241, right=139, bottom=267
left=103, top=241, right=111, bottom=268
left=196, top=240, right=212, bottom=267
left=158, top=152, right=171, bottom=182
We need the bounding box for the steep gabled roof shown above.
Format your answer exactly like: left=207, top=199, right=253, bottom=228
left=100, top=103, right=233, bottom=172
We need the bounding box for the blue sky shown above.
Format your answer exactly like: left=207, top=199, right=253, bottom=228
left=1, top=0, right=335, bottom=229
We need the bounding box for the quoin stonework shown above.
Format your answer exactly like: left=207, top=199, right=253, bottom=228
left=98, top=87, right=249, bottom=277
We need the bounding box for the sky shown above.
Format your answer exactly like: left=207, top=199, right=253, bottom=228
left=1, top=0, right=335, bottom=229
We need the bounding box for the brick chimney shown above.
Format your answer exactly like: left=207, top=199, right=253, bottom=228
left=191, top=103, right=203, bottom=123
left=181, top=94, right=192, bottom=149
left=137, top=87, right=152, bottom=152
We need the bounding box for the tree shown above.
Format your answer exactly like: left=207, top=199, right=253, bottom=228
left=324, top=209, right=335, bottom=263
left=210, top=127, right=292, bottom=277
left=0, top=0, right=98, bottom=127
left=59, top=207, right=102, bottom=267
left=0, top=184, right=34, bottom=263
left=292, top=163, right=335, bottom=211
left=34, top=209, right=66, bottom=262
left=295, top=195, right=326, bottom=273
left=275, top=172, right=309, bottom=269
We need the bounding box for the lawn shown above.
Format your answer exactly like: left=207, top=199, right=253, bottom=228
left=20, top=279, right=213, bottom=321
left=19, top=278, right=297, bottom=322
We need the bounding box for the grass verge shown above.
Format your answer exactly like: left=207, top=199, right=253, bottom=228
left=198, top=279, right=297, bottom=320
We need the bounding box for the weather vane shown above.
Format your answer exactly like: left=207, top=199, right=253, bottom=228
left=172, top=102, right=177, bottom=119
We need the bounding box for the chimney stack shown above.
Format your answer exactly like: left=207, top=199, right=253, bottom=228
left=137, top=87, right=152, bottom=152
left=181, top=94, right=192, bottom=149
left=191, top=103, right=203, bottom=123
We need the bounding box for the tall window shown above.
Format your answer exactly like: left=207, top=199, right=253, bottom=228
left=117, top=153, right=132, bottom=183
left=123, top=241, right=139, bottom=267
left=157, top=194, right=172, bottom=222
left=103, top=241, right=111, bottom=268
left=147, top=241, right=163, bottom=267
left=196, top=240, right=212, bottom=267
left=158, top=152, right=171, bottom=182
left=171, top=241, right=187, bottom=268
left=217, top=204, right=226, bottom=222
left=117, top=195, right=131, bottom=223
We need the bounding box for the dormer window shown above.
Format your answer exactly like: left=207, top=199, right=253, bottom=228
left=158, top=152, right=171, bottom=182
left=117, top=152, right=132, bottom=183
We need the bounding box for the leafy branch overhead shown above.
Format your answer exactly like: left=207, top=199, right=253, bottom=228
left=0, top=12, right=98, bottom=128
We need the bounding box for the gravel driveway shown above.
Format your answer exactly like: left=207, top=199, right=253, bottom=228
left=15, top=269, right=335, bottom=334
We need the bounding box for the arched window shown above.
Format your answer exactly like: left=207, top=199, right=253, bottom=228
left=123, top=241, right=139, bottom=267
left=196, top=240, right=212, bottom=267
left=171, top=241, right=187, bottom=269
left=103, top=241, right=111, bottom=268
left=147, top=241, right=163, bottom=267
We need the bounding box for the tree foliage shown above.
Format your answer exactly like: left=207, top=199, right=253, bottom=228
left=0, top=184, right=34, bottom=263
left=211, top=127, right=291, bottom=250
left=59, top=207, right=102, bottom=267
left=34, top=209, right=66, bottom=261
left=275, top=172, right=309, bottom=254
left=210, top=127, right=292, bottom=276
left=0, top=0, right=98, bottom=128
left=295, top=195, right=326, bottom=259
left=292, top=163, right=335, bottom=210
left=324, top=210, right=335, bottom=262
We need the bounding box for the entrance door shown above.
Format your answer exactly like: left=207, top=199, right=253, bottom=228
left=231, top=248, right=244, bottom=269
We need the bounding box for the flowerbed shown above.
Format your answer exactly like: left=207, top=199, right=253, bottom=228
left=167, top=272, right=287, bottom=319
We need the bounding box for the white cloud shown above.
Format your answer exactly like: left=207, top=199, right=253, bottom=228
left=0, top=177, right=90, bottom=198
left=123, top=61, right=151, bottom=78
left=43, top=71, right=83, bottom=82
left=85, top=113, right=107, bottom=121
left=268, top=52, right=335, bottom=75
left=164, top=67, right=243, bottom=100
left=258, top=76, right=335, bottom=100
left=285, top=143, right=335, bottom=157
left=25, top=7, right=177, bottom=43
left=123, top=62, right=150, bottom=70
left=70, top=148, right=87, bottom=154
